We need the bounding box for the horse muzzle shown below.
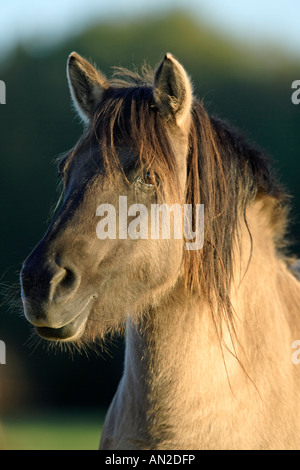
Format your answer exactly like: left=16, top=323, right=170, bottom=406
left=20, top=250, right=97, bottom=341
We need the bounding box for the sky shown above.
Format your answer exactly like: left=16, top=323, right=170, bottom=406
left=0, top=0, right=299, bottom=58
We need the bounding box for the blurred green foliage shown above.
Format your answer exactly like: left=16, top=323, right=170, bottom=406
left=0, top=11, right=299, bottom=414
left=2, top=410, right=103, bottom=449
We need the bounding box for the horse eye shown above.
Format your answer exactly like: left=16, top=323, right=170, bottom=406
left=135, top=169, right=159, bottom=190
left=142, top=171, right=157, bottom=187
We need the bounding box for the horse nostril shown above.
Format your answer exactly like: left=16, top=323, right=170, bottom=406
left=49, top=266, right=80, bottom=303
left=60, top=268, right=76, bottom=289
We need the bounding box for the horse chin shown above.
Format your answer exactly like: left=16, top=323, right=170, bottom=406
left=34, top=295, right=97, bottom=342
left=35, top=314, right=88, bottom=342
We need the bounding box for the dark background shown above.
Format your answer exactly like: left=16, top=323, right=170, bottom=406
left=0, top=11, right=299, bottom=416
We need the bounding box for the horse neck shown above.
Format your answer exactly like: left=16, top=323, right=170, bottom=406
left=123, top=281, right=235, bottom=447
left=231, top=198, right=296, bottom=351
left=121, top=198, right=299, bottom=447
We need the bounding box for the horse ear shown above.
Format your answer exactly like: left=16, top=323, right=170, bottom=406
left=67, top=52, right=109, bottom=123
left=153, top=53, right=193, bottom=127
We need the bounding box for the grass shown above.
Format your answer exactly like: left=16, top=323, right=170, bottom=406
left=1, top=409, right=104, bottom=450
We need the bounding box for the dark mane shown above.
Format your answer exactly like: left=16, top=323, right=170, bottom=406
left=82, top=67, right=288, bottom=338
left=186, top=102, right=287, bottom=338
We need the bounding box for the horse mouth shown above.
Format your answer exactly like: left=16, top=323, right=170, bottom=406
left=35, top=295, right=96, bottom=342
left=36, top=318, right=86, bottom=341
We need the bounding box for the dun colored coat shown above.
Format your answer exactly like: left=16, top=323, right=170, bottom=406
left=21, top=52, right=300, bottom=450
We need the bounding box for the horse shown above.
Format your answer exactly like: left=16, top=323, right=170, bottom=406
left=20, top=52, right=300, bottom=450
